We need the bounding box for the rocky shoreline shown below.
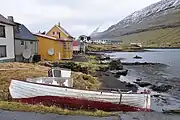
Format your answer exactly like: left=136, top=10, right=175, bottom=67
left=36, top=52, right=180, bottom=115
left=91, top=53, right=170, bottom=92
left=91, top=52, right=180, bottom=113
left=97, top=71, right=138, bottom=92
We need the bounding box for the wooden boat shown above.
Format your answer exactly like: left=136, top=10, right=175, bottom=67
left=9, top=79, right=151, bottom=112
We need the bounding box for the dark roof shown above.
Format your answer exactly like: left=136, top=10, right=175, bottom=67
left=0, top=14, right=14, bottom=25
left=15, top=23, right=37, bottom=41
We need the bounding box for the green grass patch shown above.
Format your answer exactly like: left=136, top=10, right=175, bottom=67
left=72, top=72, right=101, bottom=90
left=120, top=27, right=180, bottom=47
left=87, top=44, right=144, bottom=52
left=0, top=101, right=119, bottom=117
left=0, top=62, right=48, bottom=101
left=87, top=44, right=122, bottom=51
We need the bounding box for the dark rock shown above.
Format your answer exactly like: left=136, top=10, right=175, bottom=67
left=151, top=84, right=172, bottom=92
left=153, top=95, right=160, bottom=97
left=134, top=81, right=152, bottom=87
left=80, top=67, right=89, bottom=74
left=115, top=70, right=128, bottom=76
left=133, top=117, right=140, bottom=120
left=98, top=55, right=111, bottom=61
left=99, top=66, right=109, bottom=72
left=136, top=78, right=142, bottom=81
left=125, top=83, right=135, bottom=88
left=114, top=74, right=121, bottom=78
left=109, top=59, right=123, bottom=70
left=133, top=55, right=142, bottom=59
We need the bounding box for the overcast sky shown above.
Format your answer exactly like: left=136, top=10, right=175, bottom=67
left=1, top=0, right=161, bottom=37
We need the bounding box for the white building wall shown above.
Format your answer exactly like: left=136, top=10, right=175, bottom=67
left=0, top=23, right=15, bottom=61
left=73, top=46, right=80, bottom=51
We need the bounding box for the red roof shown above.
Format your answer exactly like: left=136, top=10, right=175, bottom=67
left=73, top=41, right=80, bottom=46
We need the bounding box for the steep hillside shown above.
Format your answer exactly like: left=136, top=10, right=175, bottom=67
left=121, top=27, right=180, bottom=47
left=91, top=0, right=180, bottom=47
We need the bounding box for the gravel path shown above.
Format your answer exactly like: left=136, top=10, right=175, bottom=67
left=1, top=110, right=180, bottom=120
left=120, top=112, right=180, bottom=120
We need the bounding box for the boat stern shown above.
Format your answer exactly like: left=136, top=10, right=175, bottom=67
left=145, top=94, right=151, bottom=112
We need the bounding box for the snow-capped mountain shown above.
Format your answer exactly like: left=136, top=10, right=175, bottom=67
left=92, top=0, right=180, bottom=39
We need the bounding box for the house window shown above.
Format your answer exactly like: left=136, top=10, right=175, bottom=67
left=0, top=46, right=7, bottom=58
left=63, top=42, right=66, bottom=49
left=52, top=31, right=55, bottom=35
left=21, top=41, right=24, bottom=45
left=67, top=42, right=71, bottom=49
left=0, top=25, right=5, bottom=37
left=57, top=32, right=60, bottom=39
left=30, top=41, right=33, bottom=44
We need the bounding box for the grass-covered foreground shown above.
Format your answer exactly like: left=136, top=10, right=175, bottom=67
left=0, top=62, right=116, bottom=116
left=0, top=62, right=101, bottom=100
left=0, top=101, right=119, bottom=117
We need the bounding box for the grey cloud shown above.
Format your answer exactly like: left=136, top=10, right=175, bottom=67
left=0, top=0, right=161, bottom=37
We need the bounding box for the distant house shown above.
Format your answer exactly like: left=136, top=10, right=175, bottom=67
left=130, top=43, right=142, bottom=48
left=92, top=39, right=122, bottom=44
left=79, top=35, right=91, bottom=43
left=72, top=40, right=80, bottom=53
left=7, top=16, right=38, bottom=62
left=46, top=23, right=73, bottom=60
left=0, top=14, right=15, bottom=62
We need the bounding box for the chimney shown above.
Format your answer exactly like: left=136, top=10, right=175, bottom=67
left=8, top=16, right=14, bottom=22
left=57, top=22, right=60, bottom=27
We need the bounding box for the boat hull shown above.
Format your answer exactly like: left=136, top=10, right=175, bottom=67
left=9, top=80, right=151, bottom=112
left=14, top=96, right=150, bottom=112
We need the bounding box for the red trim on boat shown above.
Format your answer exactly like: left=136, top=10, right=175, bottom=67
left=14, top=96, right=150, bottom=112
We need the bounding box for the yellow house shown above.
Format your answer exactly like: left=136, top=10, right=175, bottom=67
left=46, top=23, right=73, bottom=59
left=35, top=23, right=73, bottom=61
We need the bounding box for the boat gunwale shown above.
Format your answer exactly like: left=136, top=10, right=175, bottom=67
left=10, top=79, right=150, bottom=95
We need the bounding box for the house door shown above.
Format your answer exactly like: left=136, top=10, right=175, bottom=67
left=58, top=52, right=61, bottom=60
left=0, top=45, right=7, bottom=58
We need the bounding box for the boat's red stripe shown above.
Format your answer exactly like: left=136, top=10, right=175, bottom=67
left=14, top=96, right=150, bottom=112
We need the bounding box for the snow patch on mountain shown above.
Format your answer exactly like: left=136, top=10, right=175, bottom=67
left=91, top=0, right=180, bottom=38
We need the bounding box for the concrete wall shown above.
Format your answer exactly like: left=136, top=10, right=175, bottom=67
left=15, top=39, right=38, bottom=61
left=0, top=23, right=15, bottom=61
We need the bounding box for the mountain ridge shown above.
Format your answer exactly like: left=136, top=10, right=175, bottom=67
left=91, top=0, right=180, bottom=41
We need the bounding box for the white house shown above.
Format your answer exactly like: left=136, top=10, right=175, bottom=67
left=130, top=43, right=143, bottom=48
left=79, top=35, right=92, bottom=44
left=7, top=16, right=38, bottom=62
left=92, top=39, right=122, bottom=44
left=0, top=14, right=15, bottom=62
